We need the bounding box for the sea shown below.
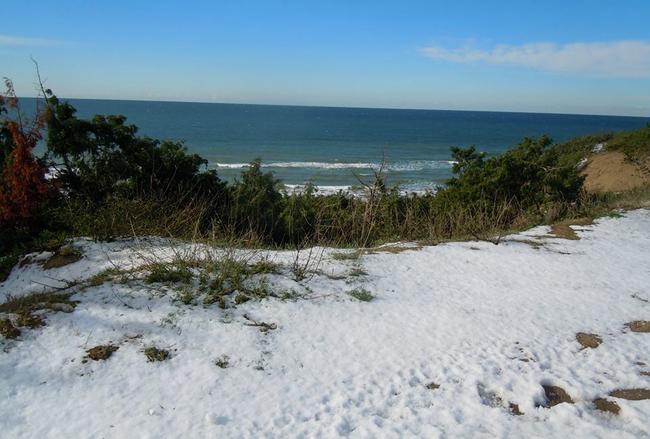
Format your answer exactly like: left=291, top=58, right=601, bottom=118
left=25, top=98, right=650, bottom=193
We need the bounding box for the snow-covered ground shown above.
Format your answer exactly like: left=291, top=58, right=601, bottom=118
left=1, top=210, right=650, bottom=438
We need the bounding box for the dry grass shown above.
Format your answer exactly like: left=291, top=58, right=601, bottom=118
left=0, top=292, right=77, bottom=315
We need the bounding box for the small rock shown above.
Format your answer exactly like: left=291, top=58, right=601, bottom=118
left=626, top=321, right=650, bottom=333
left=48, top=303, right=75, bottom=313
left=509, top=403, right=523, bottom=416
left=593, top=398, right=620, bottom=415
left=425, top=382, right=440, bottom=390
left=215, top=355, right=230, bottom=369
left=576, top=332, right=602, bottom=349
left=542, top=385, right=574, bottom=407
left=205, top=413, right=229, bottom=425
left=609, top=388, right=650, bottom=400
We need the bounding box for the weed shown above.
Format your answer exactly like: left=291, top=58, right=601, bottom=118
left=348, top=266, right=368, bottom=277
left=177, top=288, right=194, bottom=305
left=331, top=251, right=360, bottom=261
left=215, top=355, right=230, bottom=368
left=16, top=312, right=45, bottom=329
left=146, top=262, right=192, bottom=284
left=87, top=268, right=123, bottom=287
left=212, top=256, right=250, bottom=291
left=250, top=258, right=281, bottom=274
left=0, top=292, right=77, bottom=315
left=244, top=278, right=271, bottom=299
left=291, top=246, right=323, bottom=281
left=348, top=288, right=374, bottom=302
left=279, top=289, right=300, bottom=301
left=144, top=346, right=170, bottom=362
left=234, top=294, right=251, bottom=304
left=0, top=319, right=20, bottom=339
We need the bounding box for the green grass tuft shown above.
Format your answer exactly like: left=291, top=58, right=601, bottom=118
left=146, top=263, right=193, bottom=284
left=348, top=288, right=374, bottom=302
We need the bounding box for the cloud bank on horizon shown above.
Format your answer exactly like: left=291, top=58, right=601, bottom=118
left=0, top=34, right=65, bottom=47
left=421, top=40, right=650, bottom=78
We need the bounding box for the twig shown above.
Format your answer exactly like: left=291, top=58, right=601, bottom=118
left=242, top=314, right=277, bottom=332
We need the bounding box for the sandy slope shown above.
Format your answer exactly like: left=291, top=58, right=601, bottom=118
left=583, top=151, right=650, bottom=193
left=1, top=210, right=650, bottom=438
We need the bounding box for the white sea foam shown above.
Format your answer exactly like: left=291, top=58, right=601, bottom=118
left=283, top=184, right=355, bottom=196
left=213, top=160, right=455, bottom=171
left=283, top=182, right=440, bottom=197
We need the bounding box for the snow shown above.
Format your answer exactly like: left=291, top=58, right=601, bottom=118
left=1, top=210, right=650, bottom=438
left=592, top=142, right=607, bottom=153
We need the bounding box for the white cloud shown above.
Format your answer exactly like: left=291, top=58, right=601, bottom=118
left=0, top=34, right=65, bottom=47
left=420, top=41, right=650, bottom=78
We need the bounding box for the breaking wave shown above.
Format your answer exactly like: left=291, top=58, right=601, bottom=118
left=213, top=160, right=455, bottom=171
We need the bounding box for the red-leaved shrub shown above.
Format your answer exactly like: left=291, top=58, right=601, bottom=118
left=0, top=81, right=49, bottom=228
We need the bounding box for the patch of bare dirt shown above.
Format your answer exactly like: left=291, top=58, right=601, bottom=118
left=547, top=218, right=593, bottom=240
left=593, top=398, right=620, bottom=415
left=85, top=345, right=119, bottom=361
left=582, top=151, right=650, bottom=193
left=626, top=321, right=650, bottom=333
left=549, top=224, right=579, bottom=240
left=367, top=245, right=423, bottom=254
left=541, top=385, right=574, bottom=407
left=609, top=388, right=650, bottom=400
left=43, top=246, right=82, bottom=269
left=576, top=332, right=602, bottom=349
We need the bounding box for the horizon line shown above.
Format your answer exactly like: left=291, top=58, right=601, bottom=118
left=17, top=95, right=650, bottom=119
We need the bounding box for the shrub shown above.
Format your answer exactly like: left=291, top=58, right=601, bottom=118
left=228, top=160, right=284, bottom=242
left=0, top=80, right=50, bottom=231
left=442, top=135, right=584, bottom=210
left=43, top=93, right=226, bottom=202
left=5, top=77, right=642, bottom=255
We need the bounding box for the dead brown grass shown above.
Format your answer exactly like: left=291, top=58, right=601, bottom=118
left=85, top=345, right=119, bottom=361
left=609, top=388, right=650, bottom=400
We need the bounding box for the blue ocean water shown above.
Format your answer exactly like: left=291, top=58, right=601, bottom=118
left=27, top=98, right=650, bottom=191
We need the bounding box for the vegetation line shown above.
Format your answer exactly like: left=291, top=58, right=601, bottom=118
left=1, top=76, right=650, bottom=283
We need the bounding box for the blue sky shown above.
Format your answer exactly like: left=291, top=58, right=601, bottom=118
left=2, top=0, right=650, bottom=116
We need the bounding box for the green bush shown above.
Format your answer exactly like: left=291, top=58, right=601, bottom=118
left=228, top=160, right=284, bottom=242
left=441, top=135, right=585, bottom=209
left=44, top=94, right=226, bottom=202
left=3, top=88, right=647, bottom=257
